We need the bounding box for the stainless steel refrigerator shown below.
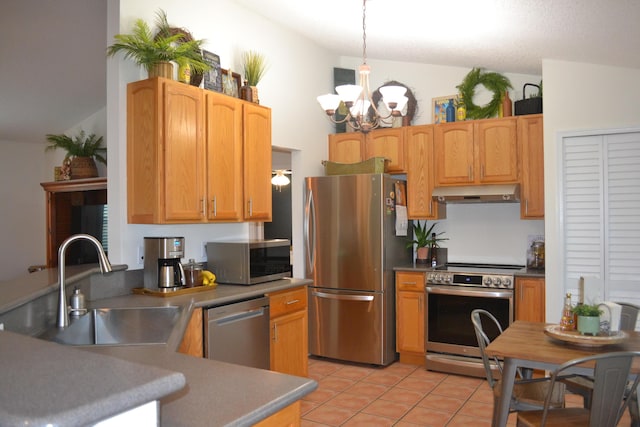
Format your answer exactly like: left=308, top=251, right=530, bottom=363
left=304, top=174, right=412, bottom=366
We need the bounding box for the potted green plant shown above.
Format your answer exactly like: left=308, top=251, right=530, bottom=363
left=405, top=221, right=447, bottom=265
left=241, top=50, right=268, bottom=103
left=106, top=10, right=210, bottom=80
left=571, top=303, right=603, bottom=336
left=45, top=130, right=106, bottom=179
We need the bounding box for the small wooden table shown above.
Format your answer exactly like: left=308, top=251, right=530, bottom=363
left=485, top=320, right=640, bottom=427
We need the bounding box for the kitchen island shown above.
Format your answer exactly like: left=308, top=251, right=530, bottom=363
left=0, top=265, right=316, bottom=426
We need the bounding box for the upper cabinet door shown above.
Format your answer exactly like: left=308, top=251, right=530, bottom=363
left=162, top=81, right=206, bottom=222
left=205, top=92, right=244, bottom=221
left=434, top=122, right=474, bottom=185
left=328, top=133, right=364, bottom=164
left=243, top=103, right=272, bottom=221
left=518, top=114, right=544, bottom=218
left=365, top=127, right=406, bottom=173
left=405, top=125, right=445, bottom=219
left=475, top=117, right=518, bottom=183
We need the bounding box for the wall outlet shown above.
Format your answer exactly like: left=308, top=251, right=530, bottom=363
left=137, top=246, right=144, bottom=265
left=0, top=323, right=4, bottom=331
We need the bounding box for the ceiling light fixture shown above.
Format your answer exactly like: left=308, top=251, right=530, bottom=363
left=317, top=0, right=408, bottom=134
left=271, top=170, right=291, bottom=189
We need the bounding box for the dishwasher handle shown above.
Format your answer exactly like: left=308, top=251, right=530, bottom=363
left=209, top=306, right=267, bottom=326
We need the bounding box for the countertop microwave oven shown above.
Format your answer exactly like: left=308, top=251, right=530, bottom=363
left=206, top=239, right=292, bottom=285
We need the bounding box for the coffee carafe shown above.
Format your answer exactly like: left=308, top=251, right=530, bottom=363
left=144, top=237, right=186, bottom=291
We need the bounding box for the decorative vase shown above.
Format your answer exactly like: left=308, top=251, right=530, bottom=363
left=501, top=91, right=513, bottom=117
left=240, top=81, right=253, bottom=102
left=577, top=315, right=600, bottom=336
left=251, top=86, right=259, bottom=104
left=69, top=157, right=98, bottom=179
left=148, top=62, right=174, bottom=79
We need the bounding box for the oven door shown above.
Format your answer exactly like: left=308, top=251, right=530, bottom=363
left=425, top=284, right=513, bottom=359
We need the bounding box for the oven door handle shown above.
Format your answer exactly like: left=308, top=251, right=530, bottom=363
left=426, top=286, right=513, bottom=299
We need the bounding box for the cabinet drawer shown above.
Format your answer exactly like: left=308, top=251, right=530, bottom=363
left=269, top=286, right=308, bottom=318
left=396, top=272, right=425, bottom=292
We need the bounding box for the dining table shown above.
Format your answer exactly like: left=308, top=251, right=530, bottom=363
left=484, top=320, right=640, bottom=427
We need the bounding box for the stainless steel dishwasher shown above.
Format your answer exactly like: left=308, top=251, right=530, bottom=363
left=204, top=296, right=270, bottom=369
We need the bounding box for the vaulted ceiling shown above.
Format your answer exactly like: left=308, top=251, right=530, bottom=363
left=3, top=0, right=639, bottom=144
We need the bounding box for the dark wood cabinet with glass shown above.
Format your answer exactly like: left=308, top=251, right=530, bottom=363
left=40, top=177, right=107, bottom=268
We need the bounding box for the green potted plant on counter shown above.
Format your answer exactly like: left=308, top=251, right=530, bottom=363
left=406, top=221, right=447, bottom=265
left=45, top=130, right=106, bottom=179
left=571, top=303, right=603, bottom=336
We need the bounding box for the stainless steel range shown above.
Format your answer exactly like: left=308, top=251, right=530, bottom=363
left=425, top=263, right=523, bottom=377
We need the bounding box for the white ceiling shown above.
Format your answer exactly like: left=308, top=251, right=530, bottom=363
left=3, top=0, right=640, bottom=144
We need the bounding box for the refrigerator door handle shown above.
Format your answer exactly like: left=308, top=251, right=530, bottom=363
left=311, top=291, right=375, bottom=302
left=304, top=189, right=316, bottom=272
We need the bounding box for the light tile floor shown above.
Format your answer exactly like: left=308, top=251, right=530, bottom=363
left=301, top=356, right=632, bottom=427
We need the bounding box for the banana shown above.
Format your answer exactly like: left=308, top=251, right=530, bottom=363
left=200, top=270, right=216, bottom=286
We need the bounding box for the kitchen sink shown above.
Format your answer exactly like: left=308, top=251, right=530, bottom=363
left=39, top=306, right=181, bottom=346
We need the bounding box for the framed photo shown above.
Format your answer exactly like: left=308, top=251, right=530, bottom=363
left=222, top=69, right=241, bottom=98
left=202, top=50, right=222, bottom=92
left=432, top=94, right=459, bottom=124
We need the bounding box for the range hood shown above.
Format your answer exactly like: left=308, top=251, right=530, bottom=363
left=432, top=184, right=520, bottom=204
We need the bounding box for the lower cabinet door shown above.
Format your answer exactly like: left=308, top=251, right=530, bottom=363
left=270, top=309, right=308, bottom=377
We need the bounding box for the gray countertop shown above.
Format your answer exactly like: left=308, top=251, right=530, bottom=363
left=0, top=266, right=317, bottom=426
left=394, top=264, right=546, bottom=278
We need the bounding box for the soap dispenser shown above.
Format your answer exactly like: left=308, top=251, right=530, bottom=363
left=69, top=287, right=87, bottom=317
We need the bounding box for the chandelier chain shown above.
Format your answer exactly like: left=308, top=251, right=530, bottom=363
left=362, top=0, right=367, bottom=64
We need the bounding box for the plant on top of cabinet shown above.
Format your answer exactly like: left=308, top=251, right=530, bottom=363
left=107, top=9, right=210, bottom=79
left=45, top=130, right=106, bottom=179
left=241, top=50, right=268, bottom=103
left=456, top=67, right=512, bottom=120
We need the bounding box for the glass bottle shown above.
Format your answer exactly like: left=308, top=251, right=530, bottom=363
left=560, top=293, right=575, bottom=330
left=430, top=233, right=438, bottom=268
left=456, top=97, right=466, bottom=121
left=446, top=99, right=456, bottom=123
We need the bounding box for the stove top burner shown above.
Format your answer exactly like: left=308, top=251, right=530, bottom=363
left=427, top=263, right=524, bottom=289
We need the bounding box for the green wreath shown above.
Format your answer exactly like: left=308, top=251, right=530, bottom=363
left=456, top=68, right=512, bottom=120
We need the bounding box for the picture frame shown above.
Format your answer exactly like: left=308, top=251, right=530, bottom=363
left=221, top=69, right=241, bottom=98
left=432, top=94, right=459, bottom=124
left=202, top=50, right=222, bottom=92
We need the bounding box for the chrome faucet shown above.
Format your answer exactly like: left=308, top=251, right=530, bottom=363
left=56, top=234, right=112, bottom=328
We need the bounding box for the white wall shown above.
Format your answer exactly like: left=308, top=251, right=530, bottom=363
left=543, top=59, right=640, bottom=322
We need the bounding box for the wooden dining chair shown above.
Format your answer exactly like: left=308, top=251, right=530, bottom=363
left=471, top=309, right=566, bottom=415
left=561, top=302, right=640, bottom=426
left=516, top=351, right=640, bottom=427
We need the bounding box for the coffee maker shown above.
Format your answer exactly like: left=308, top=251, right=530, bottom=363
left=144, top=237, right=186, bottom=291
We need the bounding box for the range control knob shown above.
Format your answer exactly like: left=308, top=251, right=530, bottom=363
left=493, top=278, right=502, bottom=287
left=502, top=278, right=512, bottom=288
left=443, top=275, right=452, bottom=283
left=483, top=277, right=492, bottom=287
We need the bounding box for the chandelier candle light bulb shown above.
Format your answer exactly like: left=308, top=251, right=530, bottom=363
left=317, top=0, right=407, bottom=133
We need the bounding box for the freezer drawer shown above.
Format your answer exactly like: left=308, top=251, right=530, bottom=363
left=204, top=297, right=270, bottom=370
left=308, top=287, right=395, bottom=365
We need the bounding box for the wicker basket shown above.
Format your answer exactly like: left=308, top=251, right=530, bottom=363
left=323, top=157, right=390, bottom=176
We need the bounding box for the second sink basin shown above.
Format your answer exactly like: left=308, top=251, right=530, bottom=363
left=40, top=306, right=181, bottom=346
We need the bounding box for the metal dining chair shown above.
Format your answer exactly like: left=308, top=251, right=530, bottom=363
left=471, top=309, right=566, bottom=416
left=561, top=302, right=640, bottom=426
left=516, top=351, right=640, bottom=427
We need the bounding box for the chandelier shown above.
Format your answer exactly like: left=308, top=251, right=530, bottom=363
left=271, top=170, right=291, bottom=191
left=317, top=0, right=408, bottom=133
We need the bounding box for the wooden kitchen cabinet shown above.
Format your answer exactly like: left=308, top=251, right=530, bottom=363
left=395, top=271, right=426, bottom=366
left=405, top=125, right=445, bottom=219
left=243, top=102, right=273, bottom=221
left=178, top=307, right=203, bottom=358
left=434, top=117, right=518, bottom=186
left=328, top=132, right=364, bottom=164
left=268, top=286, right=308, bottom=377
left=127, top=77, right=272, bottom=224
left=515, top=276, right=545, bottom=322
left=328, top=127, right=406, bottom=173
left=518, top=114, right=544, bottom=219
left=253, top=401, right=301, bottom=427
